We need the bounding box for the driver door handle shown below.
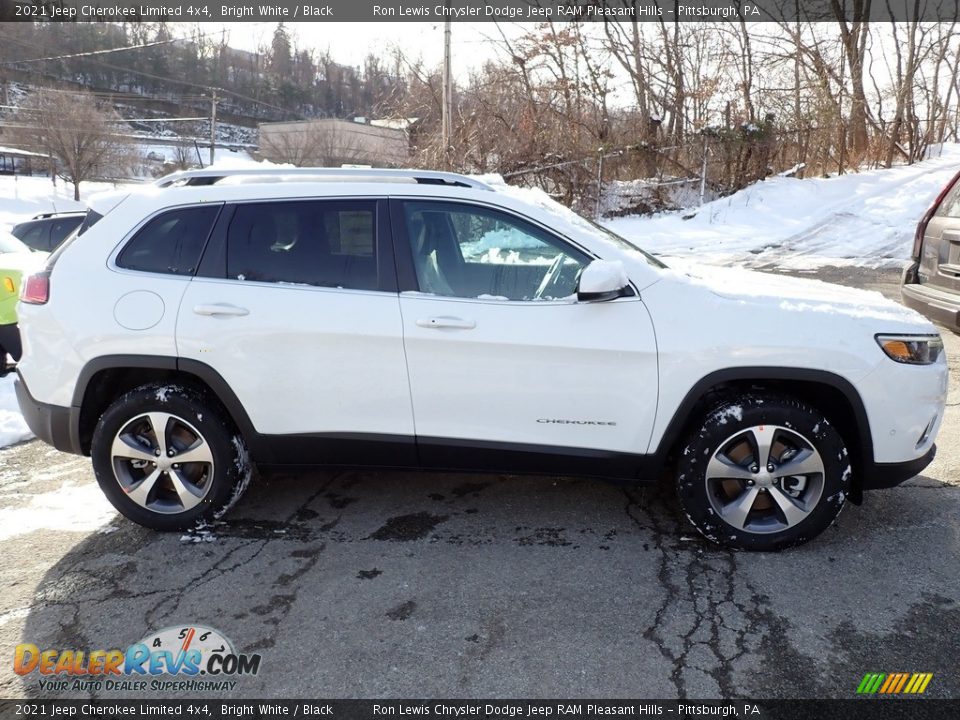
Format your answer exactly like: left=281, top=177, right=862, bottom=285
left=416, top=316, right=476, bottom=330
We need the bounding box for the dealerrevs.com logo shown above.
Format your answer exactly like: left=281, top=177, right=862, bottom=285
left=13, top=625, right=261, bottom=693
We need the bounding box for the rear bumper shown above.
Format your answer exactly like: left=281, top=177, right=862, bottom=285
left=901, top=269, right=960, bottom=333
left=14, top=373, right=84, bottom=455
left=862, top=445, right=936, bottom=490
left=0, top=322, right=21, bottom=361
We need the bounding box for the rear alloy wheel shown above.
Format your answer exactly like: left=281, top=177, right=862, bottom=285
left=676, top=394, right=851, bottom=551
left=92, top=384, right=252, bottom=530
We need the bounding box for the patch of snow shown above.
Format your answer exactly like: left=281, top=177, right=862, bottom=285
left=154, top=385, right=183, bottom=402
left=0, top=606, right=30, bottom=628
left=0, top=375, right=32, bottom=449
left=0, top=481, right=116, bottom=540
left=213, top=435, right=253, bottom=520
left=715, top=405, right=743, bottom=425
left=580, top=259, right=629, bottom=292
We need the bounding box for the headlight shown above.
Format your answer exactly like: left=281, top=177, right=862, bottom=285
left=875, top=334, right=944, bottom=365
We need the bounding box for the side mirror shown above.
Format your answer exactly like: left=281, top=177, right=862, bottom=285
left=577, top=260, right=630, bottom=302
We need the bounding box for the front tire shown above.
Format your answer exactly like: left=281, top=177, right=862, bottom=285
left=91, top=384, right=253, bottom=530
left=676, top=393, right=851, bottom=551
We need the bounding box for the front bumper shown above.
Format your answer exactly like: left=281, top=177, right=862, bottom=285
left=901, top=267, right=960, bottom=333
left=862, top=445, right=936, bottom=490
left=14, top=373, right=84, bottom=455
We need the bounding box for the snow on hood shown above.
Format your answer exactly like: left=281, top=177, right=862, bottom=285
left=671, top=259, right=930, bottom=327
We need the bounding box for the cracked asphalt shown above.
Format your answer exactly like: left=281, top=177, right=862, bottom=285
left=0, top=267, right=958, bottom=700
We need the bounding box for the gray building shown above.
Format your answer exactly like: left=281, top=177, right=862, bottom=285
left=258, top=118, right=409, bottom=168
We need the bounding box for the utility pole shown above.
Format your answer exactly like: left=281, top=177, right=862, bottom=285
left=209, top=89, right=218, bottom=168
left=441, top=12, right=452, bottom=168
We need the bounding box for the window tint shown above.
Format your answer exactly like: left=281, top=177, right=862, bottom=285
left=17, top=224, right=48, bottom=251
left=402, top=201, right=589, bottom=301
left=117, top=205, right=219, bottom=275
left=226, top=200, right=377, bottom=290
left=50, top=217, right=83, bottom=248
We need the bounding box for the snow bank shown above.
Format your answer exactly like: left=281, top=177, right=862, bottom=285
left=603, top=144, right=960, bottom=269
left=0, top=375, right=32, bottom=448
left=0, top=175, right=134, bottom=232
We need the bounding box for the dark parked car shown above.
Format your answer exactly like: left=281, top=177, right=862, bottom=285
left=11, top=211, right=85, bottom=252
left=902, top=170, right=960, bottom=333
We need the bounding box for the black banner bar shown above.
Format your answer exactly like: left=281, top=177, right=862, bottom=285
left=1, top=0, right=959, bottom=23
left=2, top=700, right=960, bottom=720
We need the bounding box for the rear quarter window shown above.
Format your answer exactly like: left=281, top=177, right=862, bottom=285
left=117, top=205, right=221, bottom=276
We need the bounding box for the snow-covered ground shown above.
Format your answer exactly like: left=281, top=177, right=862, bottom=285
left=0, top=175, right=133, bottom=232
left=603, top=144, right=960, bottom=269
left=0, top=376, right=30, bottom=448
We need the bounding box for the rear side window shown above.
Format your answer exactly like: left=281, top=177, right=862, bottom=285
left=50, top=217, right=83, bottom=248
left=117, top=206, right=220, bottom=276
left=17, top=224, right=49, bottom=251
left=935, top=180, right=960, bottom=218
left=225, top=200, right=377, bottom=290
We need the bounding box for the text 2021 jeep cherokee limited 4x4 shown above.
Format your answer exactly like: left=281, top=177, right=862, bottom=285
left=13, top=167, right=948, bottom=550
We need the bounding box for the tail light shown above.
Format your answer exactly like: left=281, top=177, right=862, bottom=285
left=20, top=272, right=50, bottom=305
left=914, top=169, right=960, bottom=259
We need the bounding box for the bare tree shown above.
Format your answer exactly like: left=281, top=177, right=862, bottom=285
left=8, top=89, right=138, bottom=200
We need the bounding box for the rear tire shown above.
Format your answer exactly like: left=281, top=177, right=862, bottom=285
left=91, top=383, right=253, bottom=531
left=676, top=393, right=851, bottom=551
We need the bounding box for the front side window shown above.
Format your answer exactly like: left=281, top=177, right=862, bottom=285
left=401, top=201, right=589, bottom=301
left=225, top=200, right=377, bottom=290
left=117, top=205, right=220, bottom=275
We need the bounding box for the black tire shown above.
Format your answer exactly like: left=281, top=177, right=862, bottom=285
left=676, top=393, right=851, bottom=551
left=91, top=383, right=253, bottom=531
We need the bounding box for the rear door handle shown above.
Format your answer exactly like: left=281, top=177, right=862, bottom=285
left=416, top=316, right=476, bottom=330
left=193, top=304, right=249, bottom=317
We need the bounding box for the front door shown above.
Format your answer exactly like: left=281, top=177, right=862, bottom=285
left=392, top=199, right=658, bottom=477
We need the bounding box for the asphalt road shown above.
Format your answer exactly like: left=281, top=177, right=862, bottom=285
left=0, top=267, right=957, bottom=700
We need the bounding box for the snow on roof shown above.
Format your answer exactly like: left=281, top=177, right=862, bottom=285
left=0, top=146, right=49, bottom=159
left=370, top=117, right=419, bottom=130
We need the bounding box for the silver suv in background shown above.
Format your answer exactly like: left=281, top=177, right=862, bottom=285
left=902, top=169, right=960, bottom=333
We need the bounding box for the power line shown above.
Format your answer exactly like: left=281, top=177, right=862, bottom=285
left=0, top=38, right=180, bottom=66
left=0, top=29, right=306, bottom=120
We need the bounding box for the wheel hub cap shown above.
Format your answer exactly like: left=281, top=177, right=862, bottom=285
left=110, top=411, right=214, bottom=515
left=704, top=424, right=825, bottom=535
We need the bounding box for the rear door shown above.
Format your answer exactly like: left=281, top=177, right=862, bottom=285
left=921, top=179, right=960, bottom=293
left=176, top=198, right=416, bottom=466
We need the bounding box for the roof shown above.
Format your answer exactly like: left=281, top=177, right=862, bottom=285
left=0, top=146, right=50, bottom=159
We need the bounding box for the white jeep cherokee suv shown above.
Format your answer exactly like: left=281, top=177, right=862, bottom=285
left=14, top=168, right=948, bottom=550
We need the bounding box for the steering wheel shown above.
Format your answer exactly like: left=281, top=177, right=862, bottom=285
left=534, top=253, right=566, bottom=300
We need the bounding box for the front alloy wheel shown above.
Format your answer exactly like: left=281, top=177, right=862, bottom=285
left=677, top=393, right=850, bottom=551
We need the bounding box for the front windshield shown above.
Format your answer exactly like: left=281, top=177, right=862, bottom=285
left=0, top=231, right=30, bottom=254
left=578, top=217, right=667, bottom=269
